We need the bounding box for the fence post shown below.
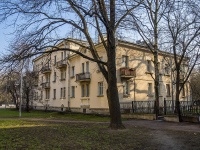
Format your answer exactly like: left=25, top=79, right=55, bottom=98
left=132, top=101, right=134, bottom=113
left=164, top=98, right=166, bottom=115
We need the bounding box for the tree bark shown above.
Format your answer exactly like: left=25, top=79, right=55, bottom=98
left=175, top=69, right=182, bottom=122
left=106, top=37, right=124, bottom=129
left=106, top=0, right=124, bottom=129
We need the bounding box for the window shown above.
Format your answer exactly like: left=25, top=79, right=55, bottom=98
left=53, top=89, right=56, bottom=99
left=53, top=72, right=56, bottom=82
left=61, top=52, right=63, bottom=60
left=81, top=84, right=85, bottom=97
left=54, top=55, right=57, bottom=65
left=48, top=60, right=51, bottom=68
left=166, top=84, right=170, bottom=96
left=46, top=74, right=50, bottom=82
left=60, top=88, right=63, bottom=98
left=60, top=88, right=66, bottom=99
left=71, top=86, right=75, bottom=98
left=61, top=70, right=66, bottom=80
left=98, top=82, right=104, bottom=96
left=123, top=81, right=130, bottom=95
left=86, top=61, right=89, bottom=72
left=63, top=87, right=66, bottom=98
left=86, top=84, right=89, bottom=97
left=82, top=63, right=85, bottom=73
left=158, top=62, right=161, bottom=73
left=159, top=83, right=162, bottom=96
left=122, top=55, right=129, bottom=67
left=147, top=60, right=151, bottom=72
left=45, top=89, right=50, bottom=99
left=64, top=51, right=66, bottom=59
left=71, top=66, right=75, bottom=77
left=165, top=64, right=170, bottom=75
left=182, top=86, right=185, bottom=97
left=41, top=91, right=43, bottom=100
left=148, top=83, right=153, bottom=96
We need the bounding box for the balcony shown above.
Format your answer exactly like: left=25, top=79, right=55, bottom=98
left=41, top=82, right=50, bottom=89
left=41, top=66, right=51, bottom=74
left=76, top=72, right=91, bottom=82
left=120, top=68, right=136, bottom=78
left=56, top=60, right=67, bottom=69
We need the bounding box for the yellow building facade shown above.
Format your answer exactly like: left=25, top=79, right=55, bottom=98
left=32, top=39, right=191, bottom=114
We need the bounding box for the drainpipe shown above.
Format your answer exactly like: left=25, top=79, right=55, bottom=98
left=67, top=57, right=71, bottom=112
left=64, top=41, right=71, bottom=112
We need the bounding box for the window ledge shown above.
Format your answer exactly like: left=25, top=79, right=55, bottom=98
left=97, top=95, right=104, bottom=97
left=53, top=98, right=56, bottom=100
left=159, top=95, right=163, bottom=97
left=52, top=80, right=56, bottom=83
left=147, top=95, right=154, bottom=97
left=166, top=95, right=171, bottom=97
left=70, top=96, right=75, bottom=98
left=164, top=74, right=170, bottom=76
left=60, top=79, right=66, bottom=81
left=145, top=71, right=153, bottom=74
left=123, top=94, right=130, bottom=98
left=70, top=76, right=75, bottom=78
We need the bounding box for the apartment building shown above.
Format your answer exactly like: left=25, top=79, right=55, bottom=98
left=32, top=39, right=191, bottom=114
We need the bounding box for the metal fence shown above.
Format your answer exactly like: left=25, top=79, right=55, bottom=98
left=120, top=100, right=200, bottom=116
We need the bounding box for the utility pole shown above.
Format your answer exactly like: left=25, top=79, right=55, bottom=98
left=19, top=60, right=23, bottom=117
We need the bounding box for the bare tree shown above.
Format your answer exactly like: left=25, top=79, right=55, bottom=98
left=127, top=0, right=171, bottom=119
left=0, top=71, right=21, bottom=109
left=0, top=0, right=142, bottom=129
left=163, top=0, right=200, bottom=121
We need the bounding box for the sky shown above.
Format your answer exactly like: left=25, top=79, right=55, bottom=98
left=0, top=22, right=15, bottom=53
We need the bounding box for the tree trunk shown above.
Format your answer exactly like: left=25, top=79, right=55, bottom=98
left=153, top=0, right=159, bottom=119
left=175, top=71, right=182, bottom=122
left=104, top=0, right=124, bottom=129
left=106, top=43, right=124, bottom=129
left=154, top=51, right=159, bottom=119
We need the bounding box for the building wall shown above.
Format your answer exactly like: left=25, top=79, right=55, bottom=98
left=32, top=40, right=191, bottom=113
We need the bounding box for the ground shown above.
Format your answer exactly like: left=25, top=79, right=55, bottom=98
left=0, top=109, right=200, bottom=149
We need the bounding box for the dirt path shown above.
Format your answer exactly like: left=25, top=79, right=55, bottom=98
left=125, top=120, right=200, bottom=150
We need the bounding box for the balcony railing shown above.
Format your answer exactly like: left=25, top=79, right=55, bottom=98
left=41, top=66, right=51, bottom=74
left=120, top=68, right=136, bottom=78
left=76, top=72, right=91, bottom=82
left=56, top=60, right=67, bottom=69
left=41, top=82, right=50, bottom=89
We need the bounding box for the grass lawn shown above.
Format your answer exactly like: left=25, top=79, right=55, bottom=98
left=0, top=119, right=151, bottom=150
left=0, top=109, right=110, bottom=122
left=1, top=109, right=200, bottom=149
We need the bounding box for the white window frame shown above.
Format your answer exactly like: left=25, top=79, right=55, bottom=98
left=166, top=84, right=171, bottom=96
left=98, top=82, right=104, bottom=96
left=86, top=61, right=89, bottom=73
left=122, top=55, right=129, bottom=67
left=86, top=84, right=89, bottom=97
left=45, top=89, right=50, bottom=99
left=71, top=86, right=75, bottom=98
left=53, top=72, right=56, bottom=82
left=147, top=60, right=151, bottom=72
left=81, top=84, right=85, bottom=97
left=61, top=70, right=66, bottom=80
left=53, top=89, right=56, bottom=99
left=123, top=81, right=130, bottom=95
left=148, top=83, right=153, bottom=96
left=71, top=66, right=75, bottom=77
